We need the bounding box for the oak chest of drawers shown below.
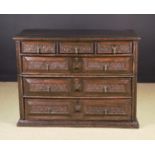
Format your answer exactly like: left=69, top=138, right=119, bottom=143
left=14, top=29, right=140, bottom=128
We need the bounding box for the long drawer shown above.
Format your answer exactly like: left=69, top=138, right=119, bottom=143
left=23, top=77, right=132, bottom=97
left=22, top=56, right=132, bottom=74
left=24, top=98, right=131, bottom=121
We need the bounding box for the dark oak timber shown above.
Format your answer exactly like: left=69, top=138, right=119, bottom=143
left=14, top=29, right=140, bottom=128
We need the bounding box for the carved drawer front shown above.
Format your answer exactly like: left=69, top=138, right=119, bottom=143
left=22, top=56, right=70, bottom=73
left=25, top=99, right=73, bottom=120
left=82, top=57, right=132, bottom=74
left=82, top=78, right=131, bottom=97
left=97, top=41, right=132, bottom=54
left=59, top=41, right=94, bottom=54
left=23, top=78, right=71, bottom=96
left=82, top=99, right=131, bottom=120
left=22, top=41, right=55, bottom=53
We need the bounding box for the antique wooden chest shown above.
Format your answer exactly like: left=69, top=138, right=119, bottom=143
left=14, top=29, right=140, bottom=128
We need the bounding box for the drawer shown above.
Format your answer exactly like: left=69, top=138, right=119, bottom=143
left=24, top=98, right=131, bottom=121
left=59, top=41, right=94, bottom=54
left=25, top=99, right=73, bottom=120
left=23, top=77, right=131, bottom=97
left=97, top=41, right=132, bottom=54
left=23, top=78, right=72, bottom=96
left=21, top=41, right=56, bottom=53
left=82, top=99, right=131, bottom=120
left=22, top=56, right=70, bottom=73
left=82, top=78, right=131, bottom=97
left=22, top=56, right=132, bottom=75
left=82, top=56, right=132, bottom=74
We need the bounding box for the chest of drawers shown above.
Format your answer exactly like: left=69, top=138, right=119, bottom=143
left=14, top=29, right=140, bottom=128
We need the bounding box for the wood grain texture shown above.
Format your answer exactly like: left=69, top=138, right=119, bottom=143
left=22, top=41, right=56, bottom=54
left=14, top=29, right=139, bottom=128
left=24, top=98, right=131, bottom=121
left=59, top=41, right=94, bottom=54
left=22, top=56, right=70, bottom=73
left=22, top=77, right=132, bottom=97
left=13, top=29, right=140, bottom=40
left=97, top=41, right=132, bottom=54
left=22, top=56, right=133, bottom=75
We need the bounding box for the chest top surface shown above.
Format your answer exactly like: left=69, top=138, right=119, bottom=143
left=13, top=29, right=140, bottom=40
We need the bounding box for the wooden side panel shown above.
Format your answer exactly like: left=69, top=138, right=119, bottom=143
left=16, top=41, right=25, bottom=119
left=131, top=41, right=139, bottom=121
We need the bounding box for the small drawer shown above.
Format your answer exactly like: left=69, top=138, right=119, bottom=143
left=21, top=41, right=56, bottom=54
left=22, top=56, right=70, bottom=73
left=97, top=41, right=132, bottom=54
left=59, top=41, right=94, bottom=54
left=23, top=78, right=72, bottom=96
left=25, top=99, right=73, bottom=120
left=82, top=56, right=132, bottom=74
left=82, top=99, right=131, bottom=121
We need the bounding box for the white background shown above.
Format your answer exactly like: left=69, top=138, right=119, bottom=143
left=0, top=0, right=154, bottom=14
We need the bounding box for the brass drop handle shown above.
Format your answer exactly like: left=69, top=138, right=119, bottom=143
left=112, top=45, right=117, bottom=54
left=103, top=109, right=108, bottom=115
left=75, top=47, right=79, bottom=54
left=46, top=64, right=49, bottom=71
left=37, top=47, right=41, bottom=54
left=47, top=86, right=51, bottom=92
left=103, top=86, right=108, bottom=93
left=103, top=64, right=108, bottom=71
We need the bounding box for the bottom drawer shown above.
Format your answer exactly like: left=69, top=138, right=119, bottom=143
left=24, top=98, right=131, bottom=121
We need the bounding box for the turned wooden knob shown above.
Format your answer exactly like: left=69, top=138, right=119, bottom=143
left=74, top=100, right=81, bottom=112
left=74, top=78, right=81, bottom=92
left=48, top=107, right=53, bottom=114
left=73, top=57, right=81, bottom=71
